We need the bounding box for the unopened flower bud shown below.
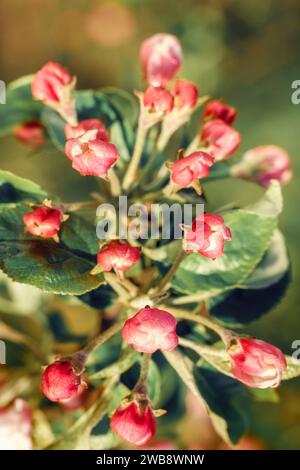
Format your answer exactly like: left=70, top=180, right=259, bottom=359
left=41, top=360, right=83, bottom=402
left=200, top=119, right=241, bottom=161
left=140, top=33, right=182, bottom=86
left=14, top=121, right=46, bottom=147
left=110, top=400, right=156, bottom=446
left=183, top=212, right=232, bottom=259
left=228, top=337, right=287, bottom=389
left=122, top=307, right=178, bottom=353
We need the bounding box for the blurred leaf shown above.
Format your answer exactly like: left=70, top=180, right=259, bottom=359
left=0, top=76, right=42, bottom=137
left=0, top=170, right=48, bottom=204
left=48, top=378, right=117, bottom=450
left=79, top=284, right=117, bottom=310
left=171, top=182, right=282, bottom=299
left=249, top=388, right=279, bottom=403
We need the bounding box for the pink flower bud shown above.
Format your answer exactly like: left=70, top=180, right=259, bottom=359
left=228, top=338, right=287, bottom=389
left=172, top=79, right=199, bottom=109
left=14, top=121, right=46, bottom=147
left=171, top=151, right=214, bottom=188
left=65, top=130, right=119, bottom=178
left=233, top=145, right=292, bottom=188
left=97, top=241, right=140, bottom=272
left=143, top=86, right=174, bottom=114
left=41, top=360, right=83, bottom=402
left=65, top=118, right=109, bottom=142
left=201, top=119, right=241, bottom=161
left=122, top=307, right=178, bottom=353
left=32, top=61, right=73, bottom=106
left=0, top=400, right=32, bottom=450
left=23, top=206, right=63, bottom=239
left=204, top=100, right=237, bottom=125
left=183, top=212, right=232, bottom=259
left=140, top=33, right=182, bottom=86
left=110, top=401, right=156, bottom=446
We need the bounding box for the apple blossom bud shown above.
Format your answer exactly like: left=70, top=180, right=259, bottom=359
left=143, top=86, right=174, bottom=114
left=0, top=400, right=32, bottom=450
left=183, top=212, right=232, bottom=259
left=228, top=338, right=287, bottom=389
left=14, top=121, right=46, bottom=147
left=97, top=241, right=140, bottom=273
left=140, top=33, right=182, bottom=86
left=200, top=119, right=241, bottom=161
left=204, top=100, right=237, bottom=125
left=110, top=401, right=156, bottom=446
left=23, top=206, right=63, bottom=239
left=170, top=151, right=214, bottom=188
left=231, top=145, right=292, bottom=188
left=172, top=79, right=198, bottom=109
left=41, top=360, right=83, bottom=402
left=32, top=62, right=77, bottom=125
left=32, top=61, right=72, bottom=105
left=122, top=307, right=178, bottom=353
left=65, top=118, right=109, bottom=142
left=65, top=130, right=119, bottom=178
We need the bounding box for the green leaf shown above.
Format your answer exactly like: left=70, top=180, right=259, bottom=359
left=171, top=182, right=282, bottom=300
left=210, top=270, right=290, bottom=326
left=193, top=367, right=247, bottom=445
left=242, top=230, right=289, bottom=289
left=0, top=171, right=104, bottom=295
left=163, top=349, right=246, bottom=444
left=209, top=229, right=290, bottom=325
left=0, top=170, right=48, bottom=204
left=0, top=76, right=42, bottom=137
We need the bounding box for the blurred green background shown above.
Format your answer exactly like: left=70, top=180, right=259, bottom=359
left=1, top=0, right=300, bottom=449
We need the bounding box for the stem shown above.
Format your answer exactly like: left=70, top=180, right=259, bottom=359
left=78, top=321, right=123, bottom=357
left=162, top=305, right=231, bottom=345
left=63, top=200, right=98, bottom=212
left=152, top=251, right=186, bottom=297
left=123, top=121, right=147, bottom=191
left=108, top=168, right=121, bottom=197
left=134, top=353, right=151, bottom=394
left=179, top=337, right=226, bottom=357
left=104, top=272, right=131, bottom=300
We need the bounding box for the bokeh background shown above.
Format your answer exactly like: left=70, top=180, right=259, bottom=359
left=1, top=0, right=300, bottom=449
